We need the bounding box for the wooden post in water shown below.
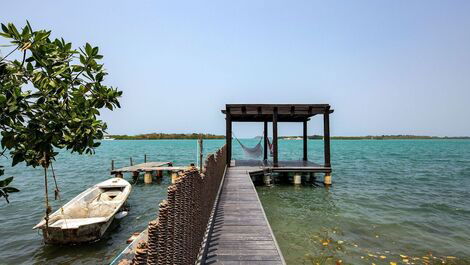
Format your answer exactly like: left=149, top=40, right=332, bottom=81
left=303, top=120, right=308, bottom=161
left=272, top=107, right=278, bottom=167
left=198, top=137, right=203, bottom=172
left=144, top=171, right=153, bottom=184
left=111, top=160, right=115, bottom=171
left=294, top=173, right=301, bottom=185
left=263, top=121, right=268, bottom=161
left=132, top=171, right=139, bottom=182
left=323, top=107, right=332, bottom=185
left=171, top=171, right=178, bottom=184
left=144, top=154, right=147, bottom=163
left=226, top=110, right=232, bottom=166
left=130, top=157, right=133, bottom=166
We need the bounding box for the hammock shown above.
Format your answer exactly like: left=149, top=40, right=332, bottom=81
left=234, top=137, right=263, bottom=158
left=234, top=134, right=274, bottom=159
left=267, top=137, right=273, bottom=156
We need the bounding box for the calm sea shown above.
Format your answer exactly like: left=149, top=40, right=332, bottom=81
left=0, top=139, right=469, bottom=264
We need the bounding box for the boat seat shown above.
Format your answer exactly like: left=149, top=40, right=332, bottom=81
left=49, top=217, right=107, bottom=229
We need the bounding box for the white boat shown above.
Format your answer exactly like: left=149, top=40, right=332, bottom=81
left=33, top=178, right=132, bottom=244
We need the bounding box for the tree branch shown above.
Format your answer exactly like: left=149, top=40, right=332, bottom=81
left=0, top=46, right=19, bottom=63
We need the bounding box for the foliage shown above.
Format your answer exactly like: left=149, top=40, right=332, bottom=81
left=0, top=21, right=122, bottom=203
left=0, top=166, right=19, bottom=203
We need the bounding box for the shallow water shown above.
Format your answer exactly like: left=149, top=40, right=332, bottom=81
left=0, top=139, right=469, bottom=264
left=258, top=140, right=470, bottom=265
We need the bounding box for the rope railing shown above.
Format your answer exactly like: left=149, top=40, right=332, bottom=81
left=129, top=145, right=227, bottom=265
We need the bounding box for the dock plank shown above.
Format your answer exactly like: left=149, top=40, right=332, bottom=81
left=111, top=161, right=178, bottom=174
left=202, top=167, right=285, bottom=265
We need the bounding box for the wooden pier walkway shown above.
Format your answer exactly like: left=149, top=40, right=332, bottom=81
left=203, top=166, right=285, bottom=265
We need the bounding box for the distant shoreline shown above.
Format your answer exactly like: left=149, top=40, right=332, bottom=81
left=107, top=133, right=224, bottom=140
left=106, top=134, right=470, bottom=140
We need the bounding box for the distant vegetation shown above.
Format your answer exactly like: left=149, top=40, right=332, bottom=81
left=280, top=135, right=470, bottom=140
left=108, top=133, right=224, bottom=140
left=109, top=134, right=470, bottom=140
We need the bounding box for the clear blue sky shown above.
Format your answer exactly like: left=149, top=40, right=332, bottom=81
left=2, top=0, right=470, bottom=137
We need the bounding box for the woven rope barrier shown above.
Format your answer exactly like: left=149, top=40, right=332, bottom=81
left=130, top=145, right=226, bottom=265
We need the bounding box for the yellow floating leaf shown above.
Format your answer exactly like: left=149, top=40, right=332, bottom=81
left=322, top=242, right=328, bottom=246
left=400, top=254, right=408, bottom=258
left=446, top=256, right=456, bottom=259
left=380, top=256, right=387, bottom=259
left=390, top=262, right=397, bottom=265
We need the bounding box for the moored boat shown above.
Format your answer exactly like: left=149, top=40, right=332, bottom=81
left=33, top=178, right=132, bottom=244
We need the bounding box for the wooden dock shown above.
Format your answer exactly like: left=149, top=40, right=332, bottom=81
left=111, top=161, right=190, bottom=184
left=111, top=162, right=172, bottom=174
left=202, top=166, right=286, bottom=265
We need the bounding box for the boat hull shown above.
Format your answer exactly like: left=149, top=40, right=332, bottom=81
left=34, top=178, right=132, bottom=244
left=41, top=215, right=115, bottom=244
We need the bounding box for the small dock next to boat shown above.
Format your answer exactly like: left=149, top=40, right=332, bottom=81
left=202, top=166, right=286, bottom=264
left=111, top=161, right=190, bottom=184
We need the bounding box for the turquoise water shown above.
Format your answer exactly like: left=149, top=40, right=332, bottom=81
left=258, top=140, right=470, bottom=265
left=0, top=139, right=469, bottom=264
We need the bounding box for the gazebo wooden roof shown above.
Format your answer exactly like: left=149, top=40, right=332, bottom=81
left=221, top=104, right=334, bottom=122
left=222, top=104, right=333, bottom=169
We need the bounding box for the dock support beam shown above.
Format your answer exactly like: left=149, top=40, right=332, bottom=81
left=144, top=171, right=153, bottom=184
left=132, top=171, right=139, bottom=182
left=226, top=112, right=232, bottom=166
left=324, top=173, right=332, bottom=185
left=171, top=172, right=178, bottom=184
left=273, top=107, right=278, bottom=167
left=323, top=107, right=331, bottom=167
left=323, top=107, right=331, bottom=185
left=263, top=121, right=268, bottom=161
left=294, top=173, right=301, bottom=185
left=303, top=120, right=308, bottom=161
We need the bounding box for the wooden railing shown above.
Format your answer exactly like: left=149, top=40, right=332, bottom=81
left=129, top=145, right=227, bottom=265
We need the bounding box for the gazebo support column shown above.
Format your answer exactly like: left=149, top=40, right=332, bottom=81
left=226, top=113, right=232, bottom=166
left=263, top=121, right=268, bottom=161
left=323, top=108, right=331, bottom=185
left=303, top=120, right=308, bottom=161
left=273, top=107, right=278, bottom=167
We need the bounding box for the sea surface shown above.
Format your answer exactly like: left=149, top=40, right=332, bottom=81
left=0, top=139, right=469, bottom=264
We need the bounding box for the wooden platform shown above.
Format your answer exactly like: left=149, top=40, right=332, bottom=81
left=111, top=162, right=189, bottom=174
left=202, top=166, right=286, bottom=265
left=233, top=159, right=331, bottom=174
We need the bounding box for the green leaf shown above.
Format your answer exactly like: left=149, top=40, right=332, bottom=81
left=3, top=187, right=20, bottom=193
left=85, top=43, right=92, bottom=56
left=0, top=94, right=6, bottom=104
left=26, top=20, right=33, bottom=33
left=1, top=23, right=8, bottom=33
left=8, top=23, right=20, bottom=38
left=0, top=177, right=14, bottom=187
left=12, top=154, right=24, bottom=166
